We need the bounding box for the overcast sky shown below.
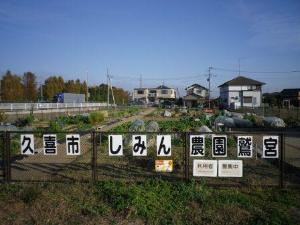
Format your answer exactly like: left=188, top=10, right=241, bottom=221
left=0, top=0, right=299, bottom=97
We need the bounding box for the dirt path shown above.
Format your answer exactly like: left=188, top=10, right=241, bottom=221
left=100, top=107, right=156, bottom=131
left=10, top=107, right=156, bottom=181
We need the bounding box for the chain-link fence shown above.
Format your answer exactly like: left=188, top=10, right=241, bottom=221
left=235, top=107, right=300, bottom=120
left=95, top=132, right=186, bottom=182
left=1, top=131, right=299, bottom=187
left=7, top=131, right=92, bottom=182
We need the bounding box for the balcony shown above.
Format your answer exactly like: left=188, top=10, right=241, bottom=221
left=148, top=93, right=157, bottom=98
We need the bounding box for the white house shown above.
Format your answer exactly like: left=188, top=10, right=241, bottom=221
left=218, top=76, right=265, bottom=109
left=132, top=85, right=176, bottom=104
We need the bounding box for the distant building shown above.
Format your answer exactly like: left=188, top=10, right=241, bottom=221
left=53, top=93, right=85, bottom=103
left=183, top=84, right=208, bottom=107
left=132, top=85, right=176, bottom=104
left=218, top=76, right=265, bottom=109
left=281, top=89, right=300, bottom=107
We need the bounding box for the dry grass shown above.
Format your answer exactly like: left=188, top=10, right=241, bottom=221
left=0, top=181, right=299, bottom=225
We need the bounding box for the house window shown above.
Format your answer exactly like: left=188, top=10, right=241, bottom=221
left=247, top=85, right=257, bottom=90
left=196, top=89, right=201, bottom=94
left=161, top=90, right=168, bottom=94
left=137, top=90, right=144, bottom=94
left=243, top=96, right=253, bottom=103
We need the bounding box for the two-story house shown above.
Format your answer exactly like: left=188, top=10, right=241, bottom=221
left=132, top=85, right=176, bottom=104
left=183, top=84, right=208, bottom=107
left=218, top=76, right=265, bottom=109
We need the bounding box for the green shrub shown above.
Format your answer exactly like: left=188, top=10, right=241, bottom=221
left=48, top=121, right=63, bottom=132
left=15, top=114, right=34, bottom=127
left=244, top=114, right=257, bottom=125
left=285, top=116, right=300, bottom=127
left=89, top=112, right=105, bottom=125
left=19, top=186, right=41, bottom=204
left=0, top=111, right=7, bottom=122
left=127, top=107, right=139, bottom=115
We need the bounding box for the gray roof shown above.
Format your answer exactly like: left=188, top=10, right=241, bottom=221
left=134, top=85, right=173, bottom=90
left=281, top=88, right=300, bottom=97
left=156, top=85, right=171, bottom=89
left=186, top=83, right=208, bottom=90
left=218, top=76, right=266, bottom=87
left=183, top=93, right=205, bottom=100
left=281, top=88, right=300, bottom=94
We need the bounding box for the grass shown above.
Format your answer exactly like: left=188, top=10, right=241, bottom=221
left=110, top=116, right=210, bottom=133
left=89, top=111, right=105, bottom=125
left=0, top=180, right=299, bottom=225
left=110, top=107, right=140, bottom=119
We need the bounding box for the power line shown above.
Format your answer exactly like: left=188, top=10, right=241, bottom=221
left=111, top=74, right=203, bottom=81
left=212, top=67, right=300, bottom=74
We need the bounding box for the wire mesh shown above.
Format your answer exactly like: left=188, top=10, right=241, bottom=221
left=187, top=133, right=282, bottom=186
left=9, top=131, right=92, bottom=182
left=0, top=131, right=299, bottom=187
left=95, top=132, right=185, bottom=182
left=284, top=133, right=300, bottom=187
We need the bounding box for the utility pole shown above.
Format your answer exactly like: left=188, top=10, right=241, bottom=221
left=86, top=70, right=89, bottom=103
left=238, top=58, right=241, bottom=76
left=139, top=74, right=142, bottom=88
left=40, top=83, right=43, bottom=102
left=109, top=78, right=116, bottom=107
left=107, top=68, right=109, bottom=109
left=208, top=66, right=213, bottom=109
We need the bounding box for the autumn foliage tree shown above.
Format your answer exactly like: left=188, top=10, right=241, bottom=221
left=23, top=72, right=38, bottom=102
left=88, top=84, right=129, bottom=104
left=43, top=76, right=64, bottom=101
left=1, top=71, right=24, bottom=102
left=1, top=71, right=129, bottom=104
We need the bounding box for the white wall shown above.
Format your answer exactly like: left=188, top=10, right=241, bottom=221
left=133, top=88, right=176, bottom=102
left=156, top=89, right=176, bottom=99
left=187, top=87, right=208, bottom=98
left=220, top=85, right=262, bottom=108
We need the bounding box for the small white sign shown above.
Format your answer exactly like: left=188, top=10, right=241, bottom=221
left=66, top=134, right=81, bottom=155
left=193, top=160, right=218, bottom=177
left=21, top=134, right=34, bottom=155
left=263, top=136, right=279, bottom=158
left=132, top=135, right=147, bottom=156
left=157, top=135, right=171, bottom=156
left=218, top=160, right=243, bottom=177
left=190, top=135, right=205, bottom=157
left=237, top=136, right=253, bottom=158
left=212, top=135, right=227, bottom=157
left=43, top=134, right=57, bottom=155
left=109, top=135, right=123, bottom=156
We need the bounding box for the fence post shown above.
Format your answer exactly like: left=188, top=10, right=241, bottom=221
left=2, top=132, right=7, bottom=183
left=91, top=131, right=97, bottom=182
left=184, top=132, right=189, bottom=182
left=280, top=133, right=285, bottom=188
left=3, top=132, right=11, bottom=183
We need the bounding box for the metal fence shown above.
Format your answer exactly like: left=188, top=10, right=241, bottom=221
left=0, top=102, right=112, bottom=112
left=1, top=131, right=299, bottom=187
left=235, top=107, right=300, bottom=120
